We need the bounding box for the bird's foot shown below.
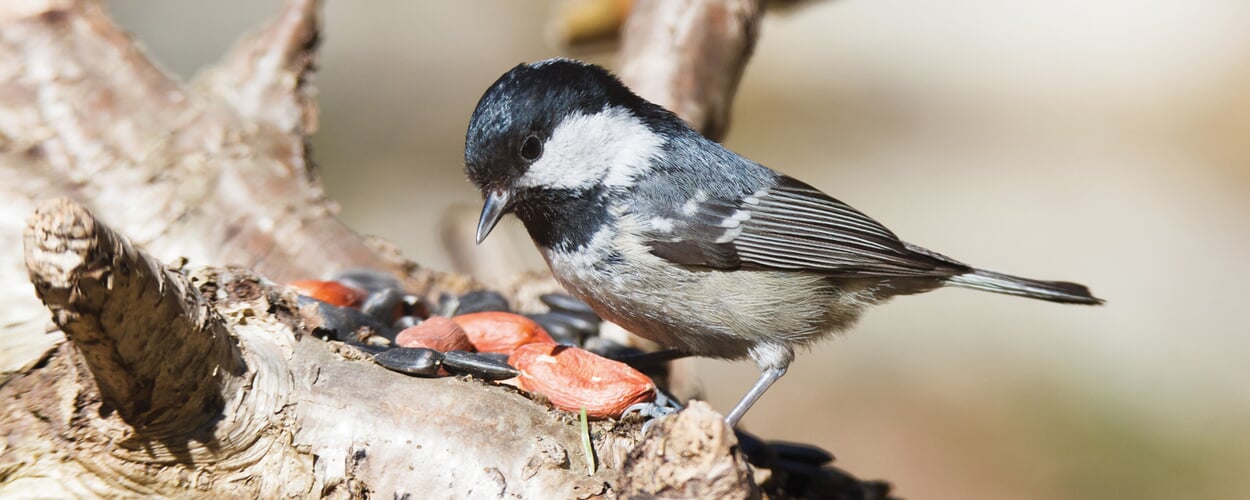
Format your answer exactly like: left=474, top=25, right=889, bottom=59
left=623, top=390, right=684, bottom=433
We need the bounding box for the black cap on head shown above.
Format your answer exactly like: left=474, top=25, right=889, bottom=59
left=463, top=59, right=644, bottom=191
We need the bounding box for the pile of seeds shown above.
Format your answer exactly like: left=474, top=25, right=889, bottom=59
left=290, top=268, right=658, bottom=418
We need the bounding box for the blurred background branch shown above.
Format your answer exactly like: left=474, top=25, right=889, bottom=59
left=615, top=0, right=763, bottom=140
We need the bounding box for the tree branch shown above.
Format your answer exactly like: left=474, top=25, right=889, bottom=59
left=617, top=0, right=764, bottom=140
left=23, top=198, right=244, bottom=429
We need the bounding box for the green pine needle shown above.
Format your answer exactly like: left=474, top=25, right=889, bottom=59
left=579, top=407, right=596, bottom=476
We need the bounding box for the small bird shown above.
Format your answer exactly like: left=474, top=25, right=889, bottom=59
left=463, top=58, right=1103, bottom=427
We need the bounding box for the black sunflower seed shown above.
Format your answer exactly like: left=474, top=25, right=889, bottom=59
left=455, top=290, right=511, bottom=314
left=441, top=350, right=519, bottom=381
left=361, top=287, right=404, bottom=324
left=539, top=293, right=598, bottom=318
left=374, top=347, right=444, bottom=377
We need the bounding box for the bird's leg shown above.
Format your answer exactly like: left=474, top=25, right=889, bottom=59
left=724, top=366, right=787, bottom=428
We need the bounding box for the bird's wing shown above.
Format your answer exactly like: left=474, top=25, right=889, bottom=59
left=643, top=176, right=967, bottom=278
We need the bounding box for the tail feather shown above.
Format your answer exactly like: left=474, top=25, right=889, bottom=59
left=945, top=269, right=1104, bottom=305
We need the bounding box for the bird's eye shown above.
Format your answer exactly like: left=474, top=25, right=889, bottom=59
left=519, top=135, right=543, bottom=162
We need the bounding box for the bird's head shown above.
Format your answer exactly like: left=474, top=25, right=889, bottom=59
left=463, top=58, right=671, bottom=243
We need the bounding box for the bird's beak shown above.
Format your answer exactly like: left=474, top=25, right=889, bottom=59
left=475, top=189, right=513, bottom=244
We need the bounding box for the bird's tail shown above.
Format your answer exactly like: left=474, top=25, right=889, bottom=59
left=945, top=268, right=1104, bottom=305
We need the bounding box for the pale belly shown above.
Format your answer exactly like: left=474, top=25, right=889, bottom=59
left=540, top=234, right=876, bottom=362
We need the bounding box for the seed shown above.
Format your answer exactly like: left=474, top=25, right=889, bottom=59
left=768, top=441, right=835, bottom=465
left=453, top=311, right=555, bottom=355
left=527, top=312, right=599, bottom=338
left=361, top=287, right=404, bottom=323
left=734, top=429, right=772, bottom=467
left=525, top=313, right=581, bottom=345
left=401, top=294, right=433, bottom=319
left=374, top=347, right=444, bottom=377
left=455, top=290, right=511, bottom=314
left=582, top=336, right=639, bottom=359
left=290, top=279, right=366, bottom=308
left=395, top=316, right=474, bottom=352
left=539, top=293, right=598, bottom=318
left=509, top=344, right=655, bottom=418
left=345, top=341, right=390, bottom=356
left=392, top=315, right=421, bottom=331
left=332, top=268, right=403, bottom=295
left=470, top=352, right=511, bottom=364
left=441, top=350, right=520, bottom=380
left=298, top=295, right=394, bottom=343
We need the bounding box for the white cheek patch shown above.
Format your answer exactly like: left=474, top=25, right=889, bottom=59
left=517, top=107, right=662, bottom=190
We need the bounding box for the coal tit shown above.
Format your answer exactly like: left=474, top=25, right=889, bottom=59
left=463, top=58, right=1103, bottom=427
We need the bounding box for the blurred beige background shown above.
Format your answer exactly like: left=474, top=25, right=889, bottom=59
left=108, top=1, right=1250, bottom=498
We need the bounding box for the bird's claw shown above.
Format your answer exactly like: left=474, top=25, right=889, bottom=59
left=623, top=401, right=678, bottom=420
left=623, top=390, right=685, bottom=434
